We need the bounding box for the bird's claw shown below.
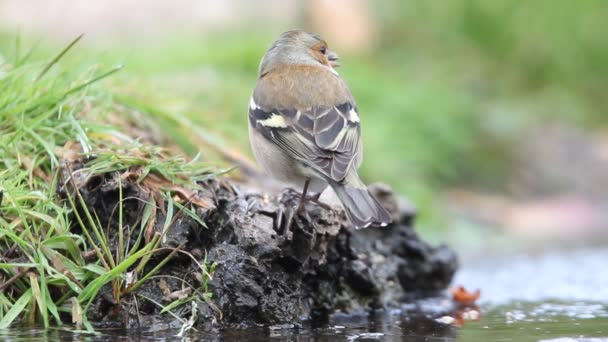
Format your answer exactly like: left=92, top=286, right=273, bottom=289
left=275, top=202, right=295, bottom=236
left=245, top=196, right=259, bottom=213
left=274, top=188, right=328, bottom=236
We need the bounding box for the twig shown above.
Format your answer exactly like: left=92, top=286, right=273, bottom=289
left=0, top=267, right=31, bottom=292
left=2, top=243, right=18, bottom=259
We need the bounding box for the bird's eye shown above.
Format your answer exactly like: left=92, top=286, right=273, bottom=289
left=320, top=47, right=327, bottom=54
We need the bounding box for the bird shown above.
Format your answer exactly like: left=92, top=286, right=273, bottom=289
left=248, top=29, right=392, bottom=229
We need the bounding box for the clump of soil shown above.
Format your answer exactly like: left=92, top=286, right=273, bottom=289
left=60, top=159, right=458, bottom=330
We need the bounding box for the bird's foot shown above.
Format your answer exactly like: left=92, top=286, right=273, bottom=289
left=278, top=187, right=332, bottom=212
left=275, top=188, right=326, bottom=235
left=275, top=202, right=295, bottom=236
left=277, top=188, right=302, bottom=205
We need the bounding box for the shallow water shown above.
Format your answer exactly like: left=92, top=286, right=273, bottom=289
left=2, top=248, right=607, bottom=341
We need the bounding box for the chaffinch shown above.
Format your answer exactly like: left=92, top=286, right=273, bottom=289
left=248, top=29, right=391, bottom=229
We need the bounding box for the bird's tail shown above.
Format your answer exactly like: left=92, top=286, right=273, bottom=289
left=329, top=172, right=392, bottom=229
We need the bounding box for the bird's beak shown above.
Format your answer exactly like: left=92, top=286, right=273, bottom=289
left=327, top=50, right=340, bottom=68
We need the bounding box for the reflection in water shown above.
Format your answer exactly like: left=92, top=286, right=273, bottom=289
left=0, top=313, right=458, bottom=341
left=3, top=249, right=608, bottom=341
left=2, top=302, right=607, bottom=341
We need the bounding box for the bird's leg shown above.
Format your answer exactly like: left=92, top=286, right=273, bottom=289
left=296, top=179, right=310, bottom=214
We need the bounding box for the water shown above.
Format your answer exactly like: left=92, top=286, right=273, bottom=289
left=2, top=248, right=607, bottom=341
left=454, top=248, right=608, bottom=305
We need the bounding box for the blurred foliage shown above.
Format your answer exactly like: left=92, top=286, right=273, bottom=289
left=1, top=0, right=606, bottom=230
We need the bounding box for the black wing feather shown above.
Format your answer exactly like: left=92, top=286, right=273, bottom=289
left=249, top=101, right=360, bottom=182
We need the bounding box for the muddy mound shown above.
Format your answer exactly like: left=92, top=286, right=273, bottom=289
left=61, top=161, right=457, bottom=330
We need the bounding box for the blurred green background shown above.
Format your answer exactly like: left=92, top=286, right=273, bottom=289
left=1, top=0, right=606, bottom=240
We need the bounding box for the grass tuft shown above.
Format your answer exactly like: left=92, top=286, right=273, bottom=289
left=0, top=38, right=220, bottom=331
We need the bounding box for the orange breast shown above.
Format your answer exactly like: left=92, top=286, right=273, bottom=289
left=253, top=64, right=354, bottom=111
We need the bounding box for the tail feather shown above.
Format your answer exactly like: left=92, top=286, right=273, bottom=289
left=330, top=173, right=392, bottom=229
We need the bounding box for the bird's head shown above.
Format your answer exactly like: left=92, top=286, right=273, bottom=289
left=259, top=29, right=340, bottom=77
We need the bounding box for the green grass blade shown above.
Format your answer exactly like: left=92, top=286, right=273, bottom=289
left=129, top=244, right=183, bottom=294
left=63, top=65, right=122, bottom=97
left=29, top=270, right=49, bottom=328
left=159, top=295, right=197, bottom=314
left=0, top=289, right=33, bottom=329
left=78, top=242, right=155, bottom=307
left=36, top=34, right=83, bottom=82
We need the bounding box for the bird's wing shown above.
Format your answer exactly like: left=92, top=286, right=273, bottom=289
left=249, top=99, right=361, bottom=182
